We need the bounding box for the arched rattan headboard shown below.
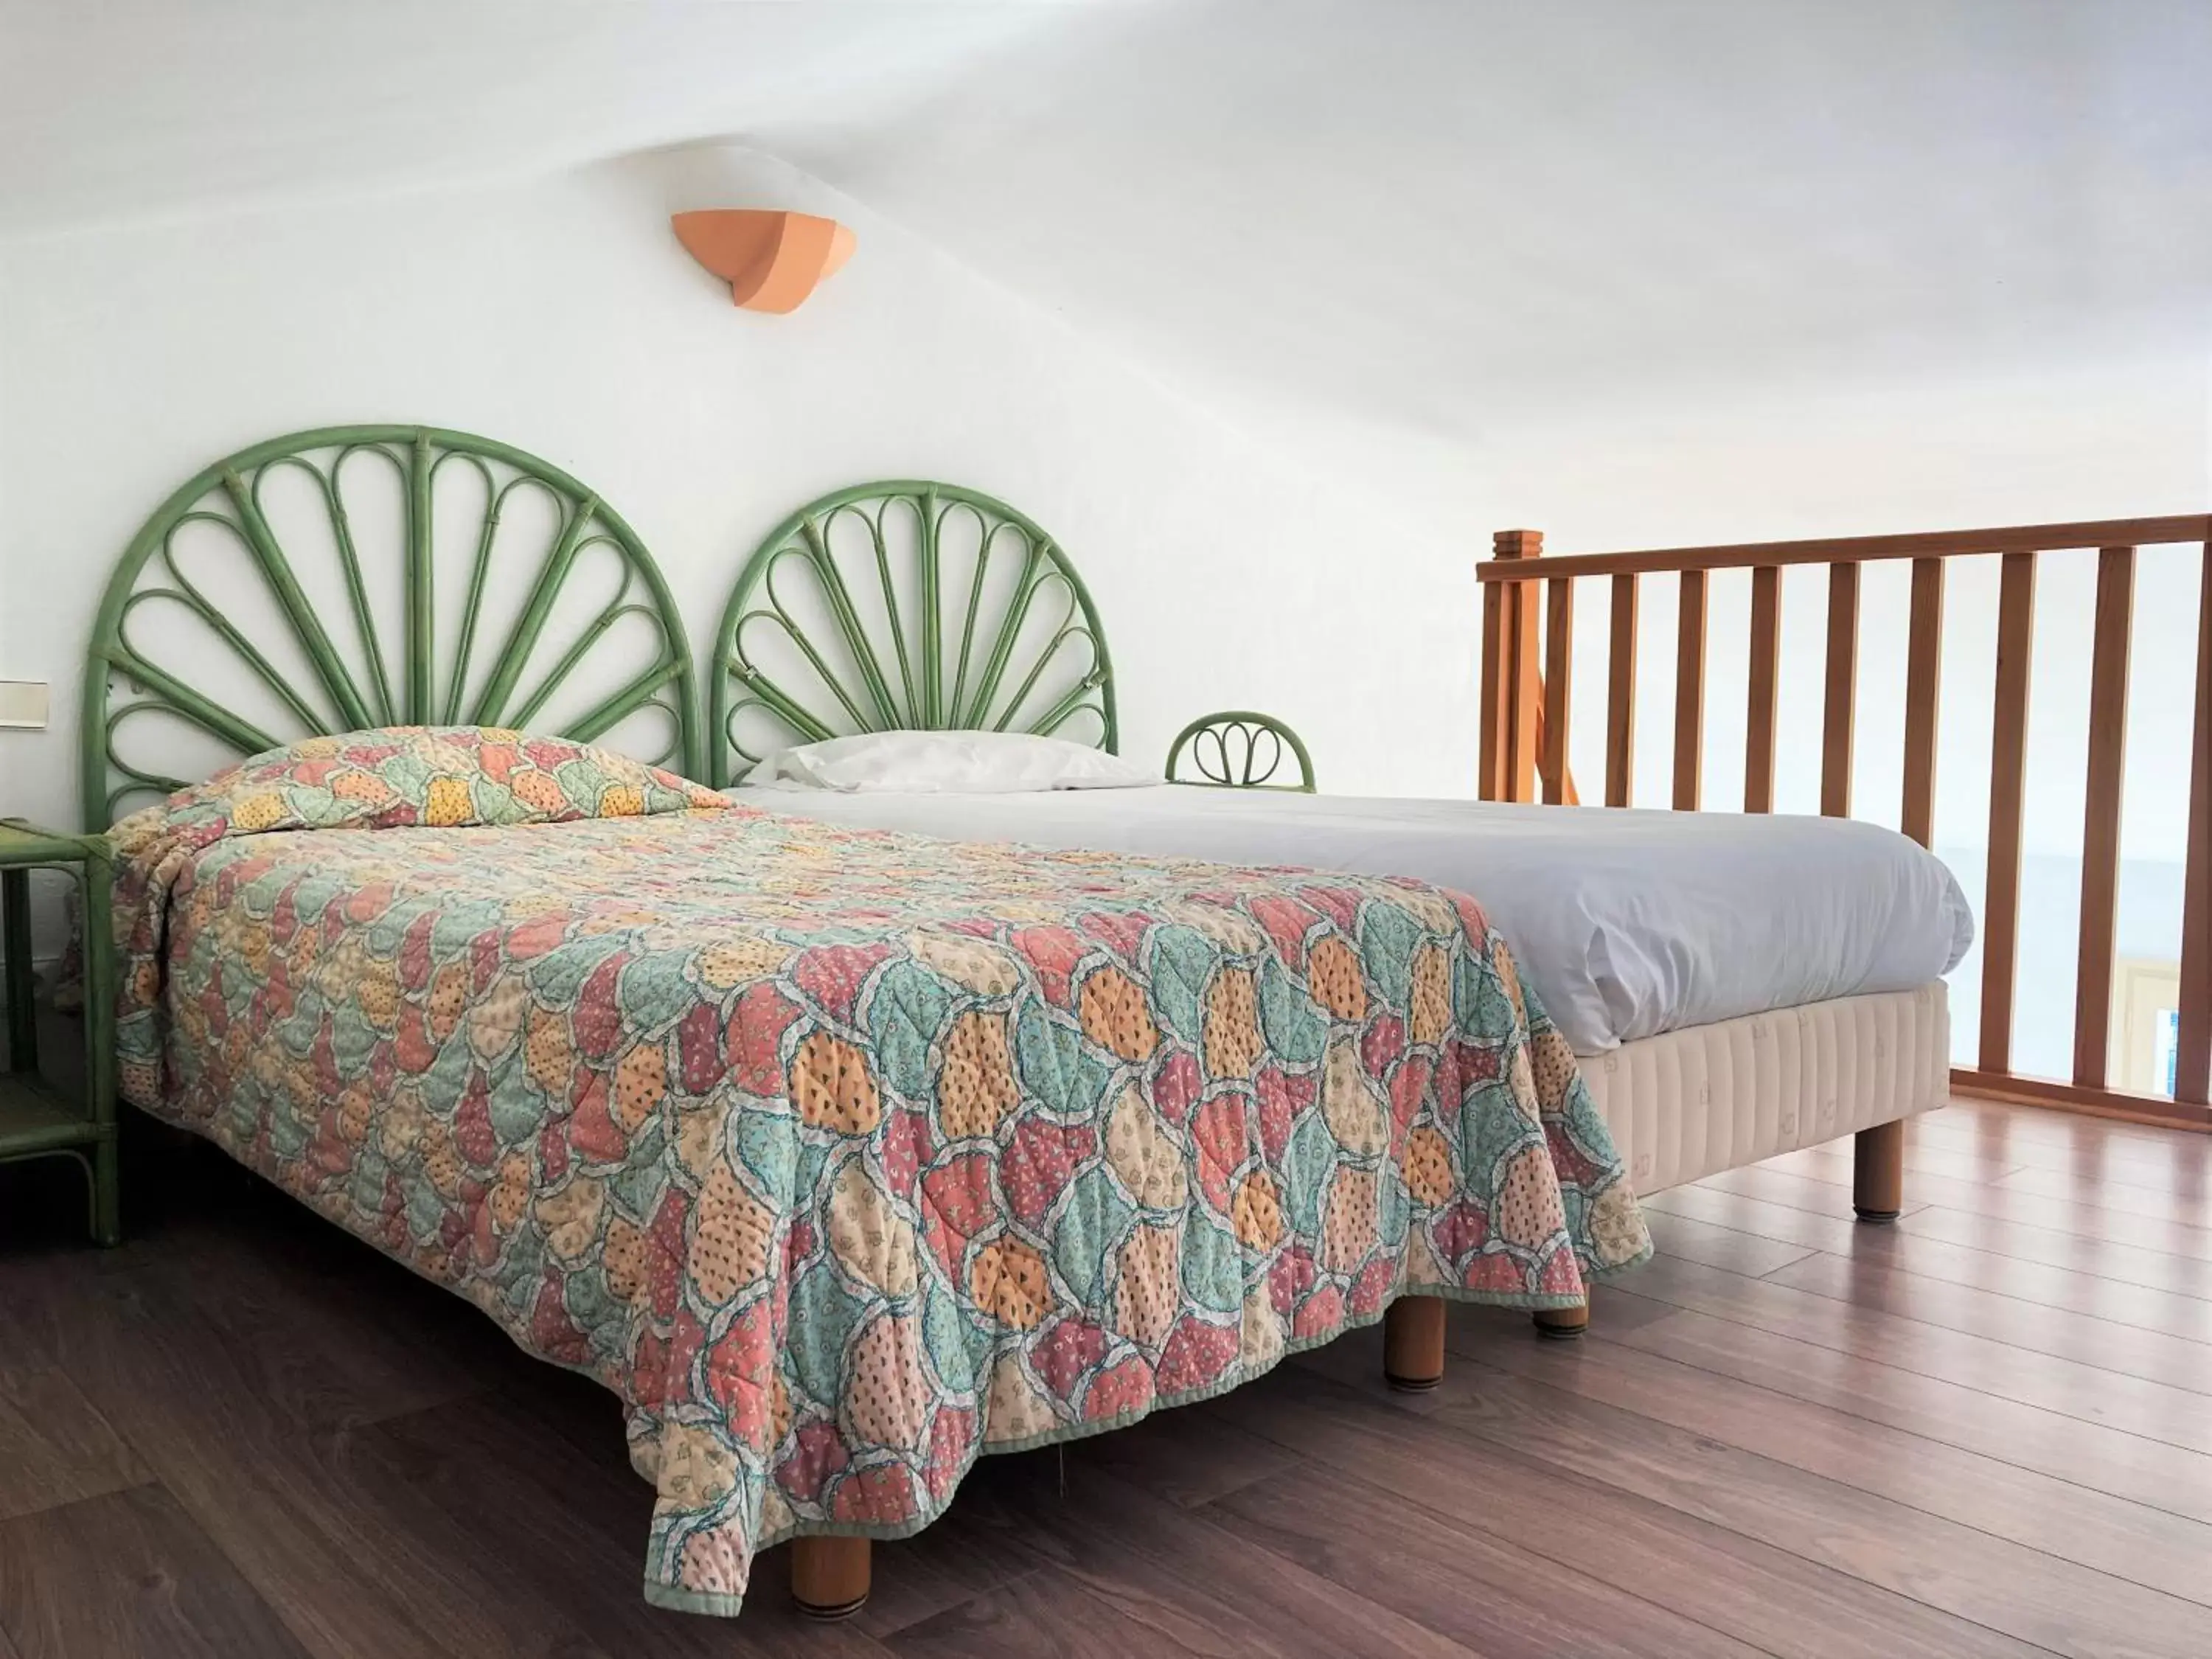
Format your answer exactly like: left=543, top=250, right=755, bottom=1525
left=81, top=425, right=698, bottom=827
left=709, top=481, right=1115, bottom=787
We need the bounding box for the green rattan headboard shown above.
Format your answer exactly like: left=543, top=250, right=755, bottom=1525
left=82, top=425, right=698, bottom=827
left=709, top=481, right=1116, bottom=787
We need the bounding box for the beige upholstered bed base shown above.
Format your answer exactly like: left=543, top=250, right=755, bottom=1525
left=1576, top=982, right=1951, bottom=1197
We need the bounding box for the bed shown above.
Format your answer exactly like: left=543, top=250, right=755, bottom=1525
left=712, top=480, right=1969, bottom=1223
left=84, top=429, right=1650, bottom=1622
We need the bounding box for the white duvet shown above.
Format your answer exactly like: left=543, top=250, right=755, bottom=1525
left=731, top=785, right=1975, bottom=1055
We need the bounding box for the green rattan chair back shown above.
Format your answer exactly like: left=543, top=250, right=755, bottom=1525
left=1166, top=710, right=1316, bottom=792
left=81, top=425, right=697, bottom=827
left=710, top=481, right=1116, bottom=787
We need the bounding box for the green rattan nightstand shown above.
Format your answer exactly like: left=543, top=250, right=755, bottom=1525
left=0, top=819, right=119, bottom=1245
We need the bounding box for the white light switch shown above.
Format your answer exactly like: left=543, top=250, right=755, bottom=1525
left=0, top=681, right=50, bottom=729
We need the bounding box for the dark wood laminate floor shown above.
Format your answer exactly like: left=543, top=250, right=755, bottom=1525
left=3, top=1099, right=2209, bottom=1658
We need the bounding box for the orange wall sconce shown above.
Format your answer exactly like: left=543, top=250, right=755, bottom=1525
left=672, top=209, right=855, bottom=313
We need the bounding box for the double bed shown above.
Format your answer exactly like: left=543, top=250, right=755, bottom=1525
left=713, top=477, right=1971, bottom=1220
left=75, top=428, right=1970, bottom=1624
left=82, top=429, right=1652, bottom=1624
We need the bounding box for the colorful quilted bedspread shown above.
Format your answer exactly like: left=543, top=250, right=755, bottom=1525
left=111, top=728, right=1649, bottom=1617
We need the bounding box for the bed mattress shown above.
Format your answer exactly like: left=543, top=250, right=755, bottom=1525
left=732, top=786, right=1975, bottom=1056
left=1580, top=982, right=1950, bottom=1194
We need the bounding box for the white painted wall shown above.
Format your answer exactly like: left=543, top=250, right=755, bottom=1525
left=0, top=145, right=1470, bottom=842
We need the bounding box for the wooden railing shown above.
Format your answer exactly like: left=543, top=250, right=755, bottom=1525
left=1477, top=515, right=2212, bottom=1131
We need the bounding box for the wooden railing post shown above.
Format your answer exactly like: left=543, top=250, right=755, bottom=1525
left=1745, top=566, right=1781, bottom=813
left=2178, top=535, right=2212, bottom=1107
left=1607, top=574, right=1638, bottom=807
left=1979, top=551, right=2037, bottom=1077
left=1901, top=557, right=1946, bottom=846
left=2074, top=545, right=2135, bottom=1089
left=1479, top=576, right=1507, bottom=801
left=1543, top=575, right=1574, bottom=805
left=1674, top=570, right=1708, bottom=811
left=1489, top=529, right=1543, bottom=804
left=1822, top=564, right=1860, bottom=818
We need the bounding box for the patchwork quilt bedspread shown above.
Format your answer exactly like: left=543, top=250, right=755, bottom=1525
left=111, top=728, right=1650, bottom=1618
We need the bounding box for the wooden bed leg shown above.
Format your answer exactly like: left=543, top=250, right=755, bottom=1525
left=1383, top=1295, right=1446, bottom=1391
left=791, top=1537, right=870, bottom=1621
left=1532, top=1300, right=1589, bottom=1340
left=1854, top=1120, right=1905, bottom=1222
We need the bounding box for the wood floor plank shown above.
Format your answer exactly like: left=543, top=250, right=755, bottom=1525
left=0, top=1359, right=152, bottom=1523
left=341, top=1385, right=895, bottom=1658
left=1601, top=1252, right=2212, bottom=1455
left=1896, top=1201, right=2212, bottom=1296
left=1224, top=1358, right=2047, bottom=1659
left=1656, top=1180, right=2212, bottom=1313
left=1060, top=1390, right=1304, bottom=1509
left=1730, top=1152, right=2000, bottom=1208
left=1639, top=1208, right=1821, bottom=1276
left=1617, top=1303, right=2212, bottom=1526
left=1764, top=1140, right=2031, bottom=1187
left=1926, top=1100, right=2211, bottom=1158
left=1430, top=1351, right=2212, bottom=1658
left=1994, top=1161, right=2212, bottom=1228
left=1688, top=1163, right=1929, bottom=1222
left=1207, top=1459, right=1772, bottom=1658
left=1702, top=1155, right=2212, bottom=1257
left=1775, top=1140, right=2212, bottom=1217
left=1644, top=1183, right=1865, bottom=1253
left=883, top=1567, right=1208, bottom=1659
left=941, top=1447, right=1469, bottom=1659
left=1767, top=1117, right=2212, bottom=1222
left=1908, top=1109, right=2212, bottom=1178
left=1759, top=1158, right=2212, bottom=1263
left=1764, top=1249, right=2212, bottom=1391
left=1465, top=1315, right=2212, bottom=1607
left=1284, top=1288, right=1681, bottom=1407
left=0, top=1484, right=312, bottom=1659
left=9, top=1256, right=494, bottom=1658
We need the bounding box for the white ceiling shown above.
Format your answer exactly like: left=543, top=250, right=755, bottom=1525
left=0, top=1, right=1071, bottom=234
left=776, top=1, right=2212, bottom=436
left=5, top=0, right=2207, bottom=462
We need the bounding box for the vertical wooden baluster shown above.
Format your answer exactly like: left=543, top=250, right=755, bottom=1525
left=2174, top=538, right=2211, bottom=1107
left=1543, top=577, right=1574, bottom=805
left=1512, top=582, right=1541, bottom=804
left=1745, top=566, right=1781, bottom=813
left=1673, top=568, right=1707, bottom=811
left=1607, top=573, right=1638, bottom=807
left=1495, top=530, right=1544, bottom=804
left=1901, top=557, right=1946, bottom=847
left=1980, top=551, right=2037, bottom=1077
left=1822, top=563, right=1860, bottom=817
left=1479, top=579, right=1506, bottom=801
left=2074, top=545, right=2135, bottom=1090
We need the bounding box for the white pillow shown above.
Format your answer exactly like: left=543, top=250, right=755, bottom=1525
left=742, top=731, right=1158, bottom=793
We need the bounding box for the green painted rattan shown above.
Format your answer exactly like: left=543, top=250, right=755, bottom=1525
left=1166, top=710, right=1316, bottom=792
left=81, top=426, right=699, bottom=827
left=709, top=481, right=1116, bottom=787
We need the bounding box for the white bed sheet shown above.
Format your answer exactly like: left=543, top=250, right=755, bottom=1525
left=731, top=785, right=1974, bottom=1055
